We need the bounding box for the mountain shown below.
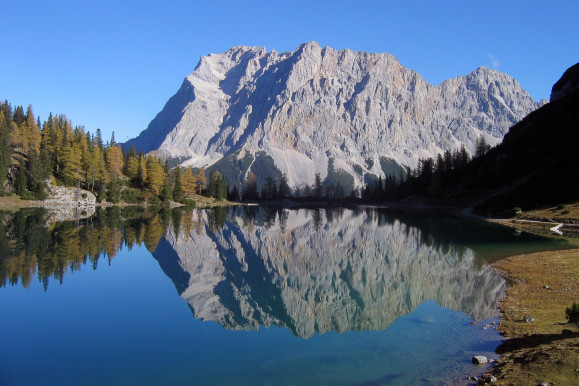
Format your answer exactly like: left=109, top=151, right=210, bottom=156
left=471, top=62, right=579, bottom=214
left=405, top=62, right=579, bottom=215
left=126, top=42, right=541, bottom=192
left=152, top=207, right=506, bottom=338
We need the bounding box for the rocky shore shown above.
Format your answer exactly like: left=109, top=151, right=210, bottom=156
left=478, top=249, right=579, bottom=385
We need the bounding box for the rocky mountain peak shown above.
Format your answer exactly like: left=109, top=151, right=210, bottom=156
left=125, top=43, right=541, bottom=191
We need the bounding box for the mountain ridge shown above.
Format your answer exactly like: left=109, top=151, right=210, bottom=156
left=126, top=42, right=542, bottom=191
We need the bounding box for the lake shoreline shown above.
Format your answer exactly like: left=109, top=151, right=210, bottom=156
left=480, top=248, right=579, bottom=385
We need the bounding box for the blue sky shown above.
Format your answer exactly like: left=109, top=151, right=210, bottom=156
left=2, top=0, right=577, bottom=142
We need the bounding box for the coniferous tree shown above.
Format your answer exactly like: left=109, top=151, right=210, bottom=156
left=106, top=145, right=124, bottom=177
left=135, top=154, right=147, bottom=189
left=243, top=171, right=259, bottom=201
left=207, top=170, right=224, bottom=199
left=172, top=167, right=183, bottom=201
left=15, top=158, right=27, bottom=197
left=181, top=166, right=197, bottom=197
left=124, top=145, right=138, bottom=177
left=160, top=176, right=173, bottom=201
left=107, top=177, right=121, bottom=203
left=263, top=177, right=277, bottom=199
left=27, top=149, right=47, bottom=198
left=313, top=172, right=323, bottom=198
left=278, top=173, right=291, bottom=198
left=60, top=141, right=83, bottom=185
left=25, top=105, right=41, bottom=155
left=229, top=185, right=240, bottom=202
left=0, top=109, right=12, bottom=186
left=475, top=135, right=491, bottom=158
left=195, top=167, right=207, bottom=194
left=145, top=156, right=165, bottom=194
left=94, top=128, right=103, bottom=150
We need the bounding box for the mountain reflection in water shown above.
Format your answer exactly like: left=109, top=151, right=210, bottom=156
left=153, top=206, right=508, bottom=338
left=3, top=206, right=566, bottom=340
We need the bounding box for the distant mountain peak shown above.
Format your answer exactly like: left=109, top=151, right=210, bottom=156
left=125, top=43, right=541, bottom=192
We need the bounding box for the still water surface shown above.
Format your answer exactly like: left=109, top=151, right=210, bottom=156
left=0, top=206, right=569, bottom=385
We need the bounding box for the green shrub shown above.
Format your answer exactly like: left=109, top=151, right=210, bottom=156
left=557, top=204, right=567, bottom=210
left=566, top=302, right=579, bottom=325
left=121, top=188, right=144, bottom=204
left=562, top=209, right=570, bottom=215
left=512, top=207, right=522, bottom=214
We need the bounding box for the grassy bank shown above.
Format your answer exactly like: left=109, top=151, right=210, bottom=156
left=484, top=249, right=579, bottom=385
left=490, top=203, right=579, bottom=238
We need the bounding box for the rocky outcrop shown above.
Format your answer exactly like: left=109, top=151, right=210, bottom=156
left=153, top=207, right=506, bottom=338
left=127, top=42, right=541, bottom=190
left=42, top=181, right=96, bottom=223
left=550, top=62, right=579, bottom=101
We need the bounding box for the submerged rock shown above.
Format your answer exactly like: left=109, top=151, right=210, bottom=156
left=472, top=355, right=488, bottom=365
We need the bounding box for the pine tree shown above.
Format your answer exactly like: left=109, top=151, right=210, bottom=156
left=160, top=176, right=173, bottom=201
left=94, top=128, right=103, bottom=150
left=25, top=105, right=41, bottom=155
left=106, top=145, right=124, bottom=177
left=124, top=145, right=137, bottom=176
left=60, top=141, right=83, bottom=185
left=181, top=166, right=197, bottom=197
left=208, top=172, right=227, bottom=201
left=11, top=106, right=25, bottom=151
left=475, top=135, right=491, bottom=158
left=172, top=167, right=183, bottom=201
left=135, top=154, right=147, bottom=188
left=278, top=173, right=291, bottom=198
left=15, top=158, right=27, bottom=197
left=27, top=149, right=47, bottom=199
left=0, top=110, right=12, bottom=186
left=145, top=156, right=165, bottom=194
left=313, top=173, right=323, bottom=198
left=229, top=185, right=240, bottom=202
left=196, top=167, right=207, bottom=194
left=243, top=171, right=259, bottom=201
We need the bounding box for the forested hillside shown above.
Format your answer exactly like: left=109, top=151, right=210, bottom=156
left=0, top=100, right=227, bottom=204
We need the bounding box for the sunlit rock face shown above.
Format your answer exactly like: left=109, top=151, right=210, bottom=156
left=127, top=42, right=541, bottom=189
left=153, top=208, right=506, bottom=339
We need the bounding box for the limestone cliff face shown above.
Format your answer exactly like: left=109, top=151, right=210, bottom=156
left=153, top=208, right=506, bottom=338
left=127, top=42, right=541, bottom=189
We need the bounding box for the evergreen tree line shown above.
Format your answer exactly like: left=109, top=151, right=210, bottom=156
left=238, top=171, right=342, bottom=202
left=362, top=137, right=493, bottom=200
left=0, top=100, right=224, bottom=203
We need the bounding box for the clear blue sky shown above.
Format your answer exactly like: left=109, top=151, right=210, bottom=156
left=2, top=0, right=577, bottom=142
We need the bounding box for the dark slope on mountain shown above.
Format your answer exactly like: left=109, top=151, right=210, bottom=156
left=446, top=62, right=579, bottom=215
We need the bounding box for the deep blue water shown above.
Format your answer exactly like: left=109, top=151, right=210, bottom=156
left=0, top=207, right=568, bottom=385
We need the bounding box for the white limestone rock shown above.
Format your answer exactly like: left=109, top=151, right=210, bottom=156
left=127, top=42, right=542, bottom=189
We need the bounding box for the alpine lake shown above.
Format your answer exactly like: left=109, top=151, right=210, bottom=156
left=0, top=205, right=570, bottom=385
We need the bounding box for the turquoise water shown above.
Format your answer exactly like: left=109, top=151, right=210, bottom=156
left=0, top=207, right=569, bottom=385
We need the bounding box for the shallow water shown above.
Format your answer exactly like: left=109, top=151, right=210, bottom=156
left=0, top=206, right=569, bottom=385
